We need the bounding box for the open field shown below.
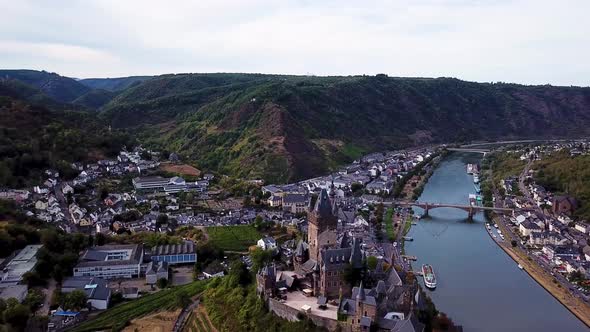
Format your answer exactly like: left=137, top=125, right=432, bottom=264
left=71, top=280, right=208, bottom=332
left=160, top=162, right=202, bottom=177
left=205, top=225, right=261, bottom=252
left=123, top=309, right=181, bottom=332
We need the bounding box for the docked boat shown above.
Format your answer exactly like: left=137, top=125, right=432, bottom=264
left=466, top=164, right=474, bottom=174
left=518, top=264, right=524, bottom=270
left=422, top=264, right=437, bottom=289
left=474, top=182, right=481, bottom=193
left=473, top=174, right=480, bottom=184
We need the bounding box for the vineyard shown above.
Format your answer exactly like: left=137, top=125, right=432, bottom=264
left=71, top=280, right=208, bottom=332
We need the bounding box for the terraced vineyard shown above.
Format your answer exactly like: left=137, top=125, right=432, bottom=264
left=184, top=307, right=217, bottom=332
left=71, top=280, right=208, bottom=332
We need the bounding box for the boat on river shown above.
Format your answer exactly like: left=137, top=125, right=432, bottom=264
left=466, top=163, right=474, bottom=174
left=474, top=182, right=481, bottom=193
left=422, top=264, right=437, bottom=289
left=473, top=174, right=480, bottom=183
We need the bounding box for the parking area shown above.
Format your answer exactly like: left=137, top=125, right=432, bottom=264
left=171, top=266, right=194, bottom=286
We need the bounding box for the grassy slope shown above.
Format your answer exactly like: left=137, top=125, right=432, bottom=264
left=205, top=226, right=261, bottom=252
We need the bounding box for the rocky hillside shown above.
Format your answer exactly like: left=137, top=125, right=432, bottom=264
left=99, top=74, right=590, bottom=183
left=3, top=70, right=590, bottom=183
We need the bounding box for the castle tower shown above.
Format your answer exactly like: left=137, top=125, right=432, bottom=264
left=308, top=189, right=338, bottom=261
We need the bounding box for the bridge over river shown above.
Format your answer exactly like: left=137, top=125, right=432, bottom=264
left=384, top=200, right=522, bottom=220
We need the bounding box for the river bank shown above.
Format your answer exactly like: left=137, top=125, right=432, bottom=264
left=491, top=214, right=590, bottom=328
left=405, top=152, right=588, bottom=331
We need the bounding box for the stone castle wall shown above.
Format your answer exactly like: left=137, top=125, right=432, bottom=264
left=267, top=298, right=347, bottom=332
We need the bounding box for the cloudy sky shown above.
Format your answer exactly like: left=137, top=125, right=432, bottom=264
left=1, top=0, right=589, bottom=86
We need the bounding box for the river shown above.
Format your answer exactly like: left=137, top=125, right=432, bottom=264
left=405, top=152, right=588, bottom=331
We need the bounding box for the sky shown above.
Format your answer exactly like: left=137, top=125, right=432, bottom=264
left=0, top=0, right=589, bottom=86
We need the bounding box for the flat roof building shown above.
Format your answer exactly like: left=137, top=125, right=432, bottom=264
left=149, top=242, right=197, bottom=265
left=73, top=244, right=144, bottom=279
left=0, top=245, right=43, bottom=288
left=62, top=277, right=111, bottom=310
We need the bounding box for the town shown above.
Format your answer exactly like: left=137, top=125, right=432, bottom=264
left=2, top=140, right=590, bottom=331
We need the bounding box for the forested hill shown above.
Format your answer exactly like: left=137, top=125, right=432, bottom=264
left=78, top=76, right=153, bottom=92
left=3, top=70, right=590, bottom=183
left=0, top=69, right=90, bottom=103
left=98, top=74, right=590, bottom=183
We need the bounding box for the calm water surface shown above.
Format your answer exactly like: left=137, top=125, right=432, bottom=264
left=405, top=153, right=588, bottom=332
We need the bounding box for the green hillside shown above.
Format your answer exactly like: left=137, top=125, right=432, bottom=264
left=78, top=76, right=153, bottom=91
left=0, top=69, right=90, bottom=102
left=3, top=70, right=590, bottom=184
left=99, top=74, right=590, bottom=183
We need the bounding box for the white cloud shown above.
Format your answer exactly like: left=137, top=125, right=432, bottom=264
left=0, top=0, right=588, bottom=85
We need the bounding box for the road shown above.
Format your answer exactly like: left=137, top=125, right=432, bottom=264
left=494, top=160, right=590, bottom=303
left=172, top=299, right=200, bottom=332
left=54, top=181, right=79, bottom=233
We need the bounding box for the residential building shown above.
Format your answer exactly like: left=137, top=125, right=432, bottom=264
left=257, top=237, right=278, bottom=251
left=519, top=220, right=542, bottom=237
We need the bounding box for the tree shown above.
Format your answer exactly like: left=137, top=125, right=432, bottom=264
left=229, top=260, right=251, bottom=286
left=62, top=290, right=87, bottom=311
left=366, top=256, right=378, bottom=270
left=174, top=291, right=191, bottom=309
left=511, top=240, right=517, bottom=247
left=24, top=288, right=45, bottom=312
left=95, top=233, right=106, bottom=246
left=156, top=278, right=168, bottom=289
left=22, top=271, right=46, bottom=288
left=3, top=304, right=30, bottom=330
left=99, top=187, right=109, bottom=200
left=156, top=214, right=169, bottom=229
left=250, top=247, right=272, bottom=273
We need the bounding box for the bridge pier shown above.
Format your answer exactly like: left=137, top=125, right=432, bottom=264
left=423, top=203, right=429, bottom=217
left=467, top=207, right=475, bottom=220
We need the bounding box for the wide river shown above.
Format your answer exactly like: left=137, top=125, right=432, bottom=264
left=405, top=152, right=588, bottom=331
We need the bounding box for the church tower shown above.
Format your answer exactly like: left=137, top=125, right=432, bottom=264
left=308, top=188, right=338, bottom=261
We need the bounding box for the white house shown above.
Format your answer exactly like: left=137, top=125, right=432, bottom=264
left=519, top=220, right=542, bottom=237
left=575, top=223, right=588, bottom=234
left=257, top=237, right=277, bottom=251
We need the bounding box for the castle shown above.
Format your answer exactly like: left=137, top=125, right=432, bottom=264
left=257, top=187, right=425, bottom=331
left=293, top=188, right=364, bottom=298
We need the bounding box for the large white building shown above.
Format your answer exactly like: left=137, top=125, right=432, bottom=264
left=132, top=176, right=208, bottom=193
left=73, top=244, right=144, bottom=279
